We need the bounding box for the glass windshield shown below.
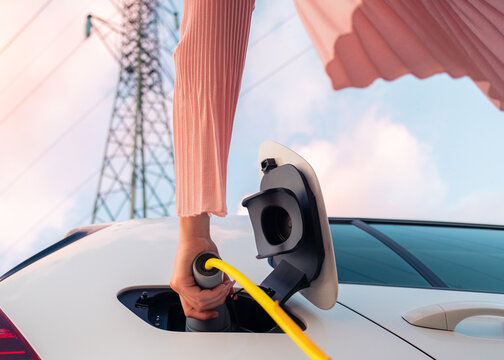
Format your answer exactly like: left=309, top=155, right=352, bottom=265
left=373, top=224, right=504, bottom=294
left=331, top=224, right=430, bottom=288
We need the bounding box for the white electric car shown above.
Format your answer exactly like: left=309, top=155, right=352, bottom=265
left=1, top=216, right=504, bottom=359
left=1, top=143, right=503, bottom=359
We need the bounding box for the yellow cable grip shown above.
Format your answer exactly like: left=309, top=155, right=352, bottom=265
left=205, top=258, right=331, bottom=360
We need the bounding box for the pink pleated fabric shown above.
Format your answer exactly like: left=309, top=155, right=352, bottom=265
left=294, top=0, right=504, bottom=110
left=173, top=0, right=255, bottom=217
left=174, top=0, right=503, bottom=218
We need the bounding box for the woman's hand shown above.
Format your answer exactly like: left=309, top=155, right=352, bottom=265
left=169, top=213, right=234, bottom=320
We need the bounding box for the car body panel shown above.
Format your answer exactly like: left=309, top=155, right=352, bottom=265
left=339, top=284, right=504, bottom=359
left=0, top=216, right=431, bottom=359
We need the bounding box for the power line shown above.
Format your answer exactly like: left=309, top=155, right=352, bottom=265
left=108, top=0, right=125, bottom=18
left=2, top=5, right=307, bottom=252
left=0, top=39, right=87, bottom=128
left=6, top=45, right=314, bottom=253
left=91, top=24, right=120, bottom=61
left=160, top=10, right=302, bottom=99
left=0, top=11, right=119, bottom=129
left=0, top=87, right=115, bottom=199
left=0, top=0, right=98, bottom=96
left=160, top=10, right=296, bottom=60
left=240, top=45, right=312, bottom=96
left=2, top=169, right=100, bottom=255
left=0, top=13, right=119, bottom=200
left=1, top=43, right=312, bottom=255
left=159, top=8, right=296, bottom=84
left=0, top=0, right=55, bottom=57
left=249, top=13, right=297, bottom=48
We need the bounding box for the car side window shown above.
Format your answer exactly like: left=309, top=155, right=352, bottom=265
left=331, top=224, right=430, bottom=288
left=373, top=225, right=504, bottom=294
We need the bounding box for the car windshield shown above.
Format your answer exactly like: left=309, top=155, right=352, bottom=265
left=331, top=220, right=504, bottom=294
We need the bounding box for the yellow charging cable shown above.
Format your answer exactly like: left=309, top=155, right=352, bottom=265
left=205, top=258, right=330, bottom=360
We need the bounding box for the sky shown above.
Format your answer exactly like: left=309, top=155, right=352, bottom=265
left=0, top=0, right=503, bottom=274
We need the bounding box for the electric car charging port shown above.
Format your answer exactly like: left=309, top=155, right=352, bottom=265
left=118, top=287, right=306, bottom=333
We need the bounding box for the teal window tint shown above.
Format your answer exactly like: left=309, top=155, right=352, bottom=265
left=373, top=225, right=504, bottom=294
left=330, top=224, right=430, bottom=288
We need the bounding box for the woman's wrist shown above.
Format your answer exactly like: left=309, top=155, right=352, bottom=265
left=179, top=212, right=211, bottom=241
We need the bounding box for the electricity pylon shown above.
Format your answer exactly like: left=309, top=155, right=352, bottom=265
left=88, top=0, right=179, bottom=223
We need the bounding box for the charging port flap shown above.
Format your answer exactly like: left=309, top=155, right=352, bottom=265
left=242, top=141, right=338, bottom=310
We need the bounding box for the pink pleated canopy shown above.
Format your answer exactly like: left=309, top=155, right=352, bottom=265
left=294, top=0, right=504, bottom=110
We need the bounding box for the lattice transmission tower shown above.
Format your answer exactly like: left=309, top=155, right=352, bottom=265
left=88, top=0, right=180, bottom=223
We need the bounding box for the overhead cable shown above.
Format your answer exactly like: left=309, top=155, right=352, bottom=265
left=240, top=45, right=312, bottom=97
left=0, top=0, right=55, bottom=57
left=0, top=12, right=119, bottom=129
left=0, top=39, right=87, bottom=128
left=2, top=169, right=100, bottom=255
left=0, top=88, right=115, bottom=199
left=0, top=0, right=97, bottom=96
left=249, top=12, right=297, bottom=48
left=5, top=5, right=309, bottom=253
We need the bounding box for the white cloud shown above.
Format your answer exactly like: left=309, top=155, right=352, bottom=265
left=236, top=193, right=255, bottom=216
left=241, top=0, right=331, bottom=140
left=294, top=109, right=448, bottom=219
left=446, top=192, right=504, bottom=225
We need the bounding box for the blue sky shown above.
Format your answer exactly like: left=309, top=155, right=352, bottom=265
left=0, top=0, right=503, bottom=274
